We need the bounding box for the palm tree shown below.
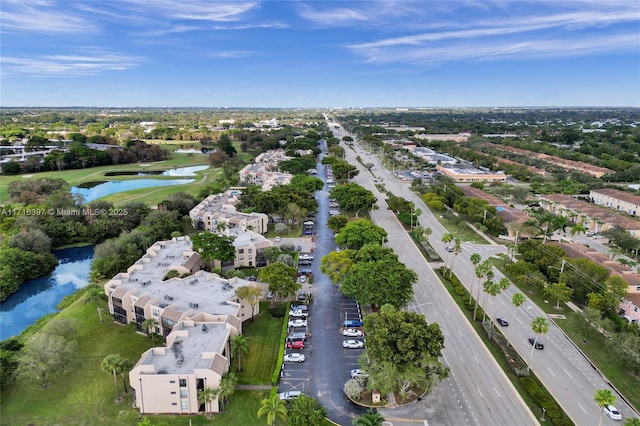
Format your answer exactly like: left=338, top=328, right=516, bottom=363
left=422, top=227, right=432, bottom=242
left=449, top=238, right=462, bottom=277
left=528, top=317, right=549, bottom=372
left=469, top=253, right=482, bottom=305
left=353, top=408, right=385, bottom=426
left=570, top=222, right=587, bottom=238
left=487, top=277, right=511, bottom=338
left=116, top=356, right=132, bottom=394
left=441, top=232, right=454, bottom=271
left=198, top=387, right=219, bottom=418
left=508, top=292, right=526, bottom=347
left=257, top=393, right=287, bottom=425
left=141, top=318, right=159, bottom=347
left=230, top=334, right=249, bottom=372
left=218, top=372, right=237, bottom=411
left=482, top=279, right=499, bottom=326
left=594, top=388, right=616, bottom=426
left=101, top=354, right=123, bottom=401
left=84, top=285, right=104, bottom=322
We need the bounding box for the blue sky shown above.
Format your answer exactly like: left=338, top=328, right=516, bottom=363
left=1, top=1, right=639, bottom=107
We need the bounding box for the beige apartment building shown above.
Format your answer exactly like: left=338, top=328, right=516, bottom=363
left=103, top=236, right=260, bottom=415
left=190, top=192, right=269, bottom=234
left=590, top=188, right=640, bottom=218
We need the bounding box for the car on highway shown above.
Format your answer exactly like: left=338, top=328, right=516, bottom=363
left=496, top=317, right=509, bottom=326
left=283, top=353, right=306, bottom=363
left=343, top=340, right=364, bottom=349
left=603, top=404, right=622, bottom=420
left=342, top=328, right=363, bottom=337
left=286, top=341, right=305, bottom=350
left=528, top=338, right=544, bottom=349
left=288, top=319, right=307, bottom=328
left=343, top=319, right=363, bottom=327
left=446, top=246, right=454, bottom=252
left=350, top=369, right=368, bottom=379
left=279, top=391, right=302, bottom=401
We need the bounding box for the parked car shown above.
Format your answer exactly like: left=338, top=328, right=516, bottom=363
left=303, top=230, right=313, bottom=236
left=593, top=234, right=604, bottom=239
left=528, top=338, right=544, bottom=350
left=291, top=304, right=308, bottom=312
left=297, top=291, right=307, bottom=301
left=279, top=391, right=302, bottom=401
left=287, top=332, right=307, bottom=341
left=350, top=369, right=368, bottom=379
left=446, top=246, right=454, bottom=252
left=343, top=319, right=363, bottom=328
left=496, top=317, right=509, bottom=327
left=286, top=341, right=305, bottom=349
left=248, top=275, right=257, bottom=281
left=342, top=328, right=363, bottom=337
left=266, top=291, right=274, bottom=300
left=603, top=404, right=622, bottom=420
left=299, top=275, right=307, bottom=283
left=343, top=340, right=364, bottom=349
left=288, top=319, right=308, bottom=328
left=296, top=245, right=302, bottom=251
left=289, top=310, right=308, bottom=319
left=283, top=353, right=306, bottom=363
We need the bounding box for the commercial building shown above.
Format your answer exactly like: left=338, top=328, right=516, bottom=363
left=436, top=164, right=507, bottom=183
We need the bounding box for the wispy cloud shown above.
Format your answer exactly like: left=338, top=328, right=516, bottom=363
left=347, top=5, right=640, bottom=63
left=1, top=50, right=142, bottom=76
left=0, top=0, right=89, bottom=34
left=124, top=0, right=258, bottom=22
left=206, top=51, right=254, bottom=59
left=297, top=4, right=369, bottom=26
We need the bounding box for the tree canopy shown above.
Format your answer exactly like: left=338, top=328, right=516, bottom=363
left=191, top=231, right=236, bottom=263
left=330, top=184, right=376, bottom=217
left=335, top=219, right=387, bottom=251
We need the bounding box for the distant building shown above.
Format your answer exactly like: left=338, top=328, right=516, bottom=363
left=436, top=164, right=507, bottom=183
left=409, top=147, right=456, bottom=165
left=189, top=192, right=269, bottom=234
left=238, top=149, right=293, bottom=190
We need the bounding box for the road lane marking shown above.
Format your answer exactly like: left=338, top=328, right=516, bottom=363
left=563, top=368, right=573, bottom=379
left=548, top=367, right=556, bottom=377
left=473, top=355, right=479, bottom=364
left=578, top=402, right=588, bottom=414
left=476, top=387, right=484, bottom=398
left=494, top=387, right=500, bottom=398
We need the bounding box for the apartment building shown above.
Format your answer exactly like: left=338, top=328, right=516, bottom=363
left=238, top=149, right=293, bottom=190
left=227, top=227, right=272, bottom=268
left=189, top=192, right=269, bottom=234
left=103, top=236, right=261, bottom=415
left=590, top=188, right=640, bottom=218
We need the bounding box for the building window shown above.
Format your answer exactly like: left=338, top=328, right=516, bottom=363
left=180, top=389, right=188, bottom=398
left=181, top=400, right=189, bottom=409
left=171, top=391, right=176, bottom=395
left=172, top=403, right=178, bottom=406
left=170, top=380, right=176, bottom=384
left=179, top=379, right=187, bottom=387
left=153, top=309, right=159, bottom=316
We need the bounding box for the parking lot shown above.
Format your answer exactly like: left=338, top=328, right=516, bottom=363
left=339, top=298, right=365, bottom=380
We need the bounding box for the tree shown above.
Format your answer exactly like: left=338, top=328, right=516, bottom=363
left=330, top=183, right=376, bottom=217
left=469, top=253, right=482, bottom=305
left=363, top=305, right=448, bottom=394
left=353, top=408, right=385, bottom=426
left=320, top=250, right=355, bottom=284
left=587, top=275, right=628, bottom=315
left=259, top=262, right=300, bottom=303
left=230, top=334, right=249, bottom=372
left=509, top=292, right=526, bottom=347
left=486, top=277, right=511, bottom=337
left=191, top=231, right=236, bottom=265
left=142, top=317, right=159, bottom=347
left=335, top=219, right=387, bottom=251
left=624, top=417, right=640, bottom=426
left=327, top=215, right=348, bottom=233
left=262, top=246, right=282, bottom=265
left=8, top=228, right=52, bottom=253
left=218, top=372, right=237, bottom=411
left=101, top=354, right=124, bottom=401
left=16, top=333, right=76, bottom=387
left=594, top=388, right=616, bottom=426
left=282, top=203, right=307, bottom=235
left=474, top=260, right=493, bottom=319
left=257, top=393, right=287, bottom=425
left=612, top=331, right=640, bottom=376
left=570, top=222, right=587, bottom=237
left=449, top=237, right=462, bottom=277
left=544, top=281, right=573, bottom=309
left=84, top=285, right=104, bottom=322
left=441, top=232, right=454, bottom=270
left=528, top=317, right=549, bottom=372
left=235, top=285, right=262, bottom=321
left=199, top=387, right=219, bottom=417
left=288, top=394, right=327, bottom=426
left=217, top=133, right=237, bottom=157
left=116, top=356, right=132, bottom=394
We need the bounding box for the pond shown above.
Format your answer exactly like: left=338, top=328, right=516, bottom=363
left=0, top=245, right=94, bottom=341
left=70, top=165, right=208, bottom=203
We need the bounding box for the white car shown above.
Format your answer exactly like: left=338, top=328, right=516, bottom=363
left=350, top=369, right=368, bottom=379
left=343, top=340, right=364, bottom=349
left=279, top=390, right=302, bottom=401
left=603, top=405, right=622, bottom=420
left=342, top=329, right=363, bottom=337
left=299, top=275, right=307, bottom=283
left=275, top=236, right=281, bottom=242
left=289, top=310, right=307, bottom=318
left=283, top=353, right=306, bottom=363
left=288, top=319, right=307, bottom=328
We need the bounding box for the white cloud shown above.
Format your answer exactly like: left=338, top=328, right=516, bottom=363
left=123, top=0, right=258, bottom=22
left=297, top=4, right=369, bottom=25
left=1, top=50, right=142, bottom=76
left=0, top=0, right=89, bottom=34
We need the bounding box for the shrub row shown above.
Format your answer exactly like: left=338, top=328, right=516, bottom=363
left=271, top=302, right=290, bottom=385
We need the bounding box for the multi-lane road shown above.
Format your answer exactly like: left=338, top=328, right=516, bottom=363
left=336, top=124, right=639, bottom=425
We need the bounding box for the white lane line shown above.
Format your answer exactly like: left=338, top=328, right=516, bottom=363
left=494, top=387, right=500, bottom=398
left=563, top=368, right=573, bottom=379
left=548, top=367, right=556, bottom=377
left=578, top=402, right=588, bottom=414
left=476, top=387, right=484, bottom=398
left=473, top=354, right=479, bottom=364
left=458, top=354, right=464, bottom=364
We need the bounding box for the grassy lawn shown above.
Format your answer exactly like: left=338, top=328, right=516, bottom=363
left=0, top=153, right=210, bottom=205
left=431, top=208, right=489, bottom=244
left=235, top=302, right=285, bottom=385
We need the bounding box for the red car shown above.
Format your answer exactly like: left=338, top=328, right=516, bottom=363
left=286, top=341, right=305, bottom=350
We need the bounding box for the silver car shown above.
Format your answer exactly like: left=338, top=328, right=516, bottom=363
left=343, top=340, right=364, bottom=349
